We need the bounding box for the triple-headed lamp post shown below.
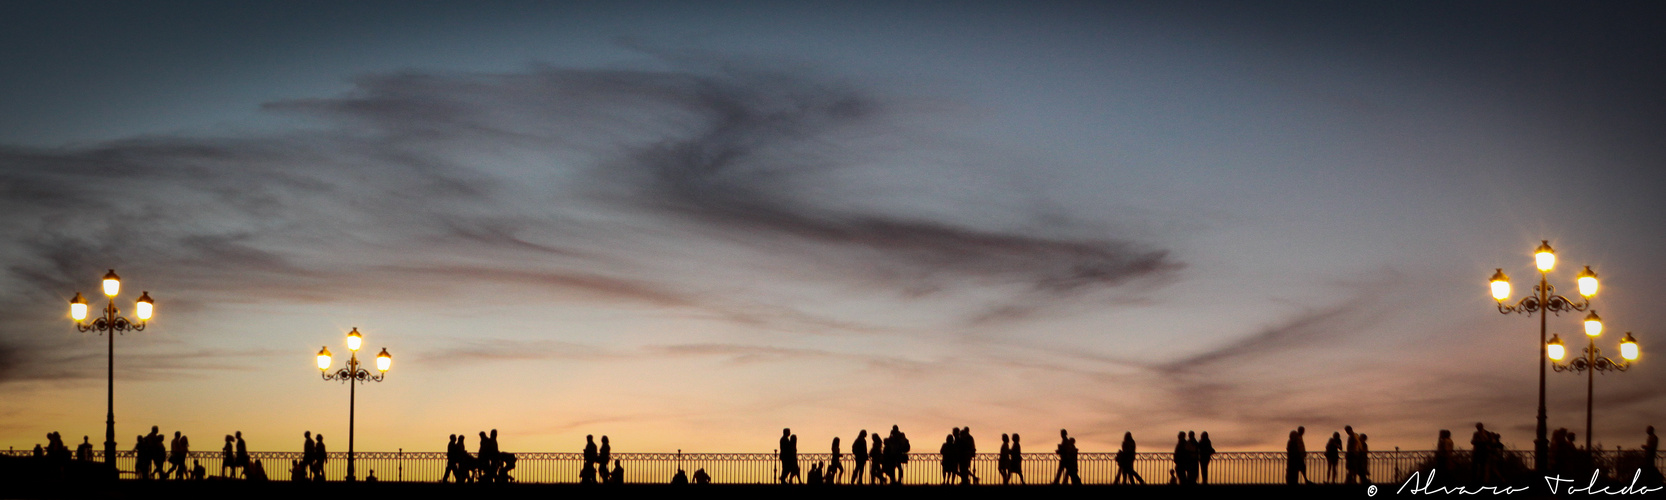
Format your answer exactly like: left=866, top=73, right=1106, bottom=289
left=315, top=327, right=391, bottom=481
left=1546, top=309, right=1639, bottom=450
left=68, top=269, right=155, bottom=475
left=1489, top=241, right=1598, bottom=472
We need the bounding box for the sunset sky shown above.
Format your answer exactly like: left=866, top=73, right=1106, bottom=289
left=3, top=1, right=1664, bottom=455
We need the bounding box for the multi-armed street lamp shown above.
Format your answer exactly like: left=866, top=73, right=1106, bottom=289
left=68, top=269, right=155, bottom=475
left=1546, top=310, right=1639, bottom=450
left=315, top=327, right=391, bottom=481
left=1489, top=241, right=1597, bottom=471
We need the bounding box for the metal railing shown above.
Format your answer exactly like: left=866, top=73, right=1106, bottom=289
left=5, top=448, right=1659, bottom=485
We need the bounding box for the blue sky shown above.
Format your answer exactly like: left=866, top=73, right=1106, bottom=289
left=2, top=1, right=1663, bottom=454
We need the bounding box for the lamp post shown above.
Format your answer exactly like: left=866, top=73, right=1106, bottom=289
left=68, top=269, right=155, bottom=476
left=1546, top=312, right=1638, bottom=450
left=315, top=327, right=391, bottom=481
left=1489, top=241, right=1598, bottom=472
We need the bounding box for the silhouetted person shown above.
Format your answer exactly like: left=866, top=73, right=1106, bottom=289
left=1115, top=432, right=1143, bottom=484
left=313, top=434, right=328, bottom=481
left=302, top=432, right=316, bottom=480
left=1286, top=430, right=1304, bottom=485
left=1053, top=429, right=1072, bottom=484
left=778, top=429, right=795, bottom=484
left=456, top=434, right=473, bottom=483
left=1174, top=432, right=1192, bottom=485
left=167, top=432, right=189, bottom=480
left=1184, top=431, right=1199, bottom=484
left=1344, top=426, right=1361, bottom=485
left=598, top=436, right=612, bottom=482
left=1324, top=432, right=1342, bottom=483
left=1295, top=426, right=1310, bottom=483
left=1435, top=430, right=1454, bottom=476
left=191, top=459, right=206, bottom=480
left=221, top=435, right=236, bottom=477
left=1010, top=433, right=1025, bottom=484
left=808, top=461, right=823, bottom=485
left=134, top=435, right=151, bottom=479
left=1198, top=431, right=1216, bottom=484
left=1062, top=437, right=1081, bottom=485
left=291, top=459, right=307, bottom=482
left=885, top=425, right=909, bottom=484
left=672, top=468, right=688, bottom=485
left=1470, top=423, right=1490, bottom=482
left=235, top=431, right=250, bottom=478
left=958, top=427, right=976, bottom=484
left=785, top=434, right=802, bottom=483
left=366, top=469, right=377, bottom=482
left=693, top=468, right=711, bottom=484
left=608, top=459, right=624, bottom=485
left=583, top=435, right=598, bottom=478
left=1643, top=426, right=1661, bottom=484
left=940, top=431, right=957, bottom=484
left=76, top=435, right=93, bottom=463
left=443, top=435, right=459, bottom=483
left=147, top=426, right=166, bottom=479
left=829, top=437, right=844, bottom=484
left=851, top=430, right=869, bottom=485
left=1356, top=434, right=1372, bottom=485
left=869, top=433, right=885, bottom=484
left=999, top=433, right=1012, bottom=485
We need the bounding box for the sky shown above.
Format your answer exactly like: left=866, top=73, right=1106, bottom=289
left=3, top=1, right=1665, bottom=455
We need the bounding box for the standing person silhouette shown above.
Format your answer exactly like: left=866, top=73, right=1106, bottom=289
left=851, top=430, right=868, bottom=485
left=1642, top=426, right=1660, bottom=483
left=778, top=429, right=793, bottom=484
left=441, top=435, right=457, bottom=483
left=1174, top=432, right=1190, bottom=485
left=235, top=431, right=250, bottom=478
left=1435, top=430, right=1454, bottom=476
left=828, top=437, right=844, bottom=484
left=134, top=435, right=151, bottom=479
left=1010, top=433, right=1025, bottom=484
left=1052, top=429, right=1071, bottom=484
left=1355, top=434, right=1372, bottom=485
left=1062, top=437, right=1081, bottom=485
left=885, top=425, right=909, bottom=484
left=1324, top=432, right=1341, bottom=484
left=785, top=434, right=802, bottom=484
left=301, top=432, right=315, bottom=480
left=1115, top=432, right=1144, bottom=484
left=583, top=435, right=598, bottom=477
left=1198, top=432, right=1216, bottom=484
left=869, top=433, right=885, bottom=484
left=1184, top=431, right=1199, bottom=485
left=313, top=434, right=328, bottom=481
left=940, top=432, right=957, bottom=484
left=148, top=426, right=166, bottom=479
left=998, top=434, right=1011, bottom=485
left=76, top=436, right=93, bottom=463
left=1286, top=430, right=1304, bottom=485
left=1343, top=426, right=1359, bottom=484
left=598, top=436, right=612, bottom=483
left=958, top=427, right=976, bottom=485
left=221, top=435, right=236, bottom=478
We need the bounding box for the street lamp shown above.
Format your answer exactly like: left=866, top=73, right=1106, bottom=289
left=68, top=269, right=155, bottom=476
left=1547, top=312, right=1639, bottom=450
left=315, top=327, right=391, bottom=481
left=1489, top=241, right=1597, bottom=472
